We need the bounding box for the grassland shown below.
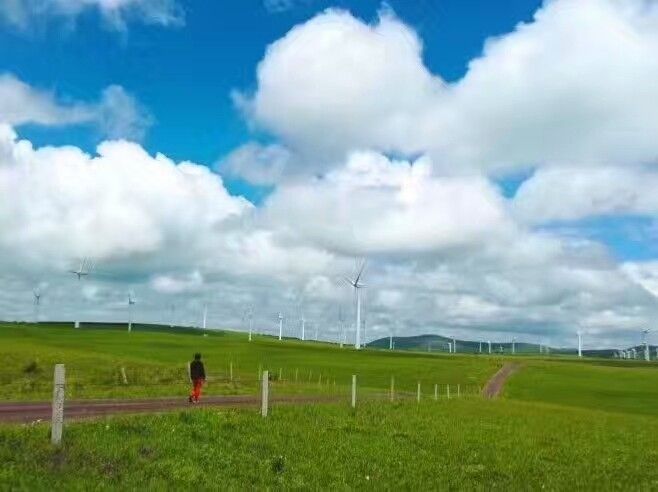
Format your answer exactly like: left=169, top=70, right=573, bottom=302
left=2, top=323, right=658, bottom=490
left=505, top=358, right=658, bottom=416
left=2, top=399, right=657, bottom=490
left=0, top=323, right=499, bottom=401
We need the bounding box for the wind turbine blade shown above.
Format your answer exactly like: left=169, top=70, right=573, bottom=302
left=354, top=259, right=366, bottom=285
left=343, top=276, right=355, bottom=287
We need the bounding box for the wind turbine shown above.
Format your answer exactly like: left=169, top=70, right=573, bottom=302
left=69, top=257, right=93, bottom=328
left=338, top=308, right=344, bottom=348
left=642, top=329, right=650, bottom=362
left=452, top=336, right=457, bottom=354
left=488, top=340, right=492, bottom=354
left=512, top=337, right=516, bottom=355
left=344, top=260, right=366, bottom=350
left=202, top=304, right=208, bottom=330
left=127, top=292, right=136, bottom=333
left=278, top=312, right=283, bottom=341
left=33, top=288, right=41, bottom=322
left=246, top=308, right=253, bottom=342
left=389, top=329, right=394, bottom=350
left=577, top=330, right=583, bottom=357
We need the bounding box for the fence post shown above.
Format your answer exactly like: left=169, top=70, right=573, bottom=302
left=390, top=376, right=395, bottom=402
left=457, top=384, right=461, bottom=398
left=120, top=367, right=128, bottom=385
left=261, top=370, right=269, bottom=417
left=318, top=374, right=322, bottom=386
left=417, top=382, right=421, bottom=403
left=51, top=364, right=65, bottom=445
left=434, top=383, right=438, bottom=401
left=351, top=375, right=357, bottom=408
left=447, top=384, right=451, bottom=399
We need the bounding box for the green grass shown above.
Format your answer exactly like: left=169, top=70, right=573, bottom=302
left=0, top=323, right=499, bottom=401
left=2, top=399, right=657, bottom=490
left=504, top=358, right=658, bottom=416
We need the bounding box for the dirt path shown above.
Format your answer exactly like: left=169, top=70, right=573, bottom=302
left=0, top=394, right=339, bottom=423
left=482, top=363, right=521, bottom=399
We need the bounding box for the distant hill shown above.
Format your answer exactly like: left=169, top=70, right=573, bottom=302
left=366, top=334, right=652, bottom=358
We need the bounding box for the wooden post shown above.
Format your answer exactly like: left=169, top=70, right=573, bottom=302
left=417, top=382, right=421, bottom=402
left=434, top=383, right=438, bottom=400
left=457, top=384, right=461, bottom=398
left=390, top=376, right=395, bottom=402
left=51, top=364, right=65, bottom=445
left=261, top=370, right=269, bottom=417
left=351, top=375, right=357, bottom=408
left=120, top=367, right=128, bottom=385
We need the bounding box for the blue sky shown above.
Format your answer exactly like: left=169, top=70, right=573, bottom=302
left=0, top=0, right=542, bottom=164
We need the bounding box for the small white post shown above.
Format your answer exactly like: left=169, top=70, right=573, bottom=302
left=447, top=384, right=451, bottom=399
left=434, top=383, right=438, bottom=400
left=51, top=364, right=65, bottom=445
left=120, top=367, right=128, bottom=385
left=74, top=320, right=80, bottom=329
left=230, top=362, right=234, bottom=382
left=417, top=382, right=421, bottom=402
left=351, top=375, right=357, bottom=408
left=457, top=384, right=461, bottom=398
left=261, top=370, right=269, bottom=417
left=390, top=376, right=395, bottom=402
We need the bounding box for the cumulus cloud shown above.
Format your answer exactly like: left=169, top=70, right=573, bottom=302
left=241, top=0, right=658, bottom=175
left=220, top=142, right=292, bottom=186
left=263, top=151, right=514, bottom=255
left=0, top=74, right=152, bottom=141
left=512, top=166, right=658, bottom=224
left=0, top=0, right=183, bottom=30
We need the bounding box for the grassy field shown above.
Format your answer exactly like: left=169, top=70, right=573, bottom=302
left=2, top=323, right=658, bottom=490
left=2, top=399, right=657, bottom=490
left=505, top=358, right=658, bottom=416
left=0, top=323, right=499, bottom=401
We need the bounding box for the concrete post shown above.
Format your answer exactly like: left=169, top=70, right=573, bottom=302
left=261, top=370, right=269, bottom=417
left=51, top=364, right=65, bottom=445
left=434, top=383, right=438, bottom=400
left=417, top=382, right=421, bottom=402
left=351, top=375, right=357, bottom=408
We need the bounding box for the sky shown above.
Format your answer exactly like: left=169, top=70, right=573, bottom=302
left=1, top=0, right=658, bottom=348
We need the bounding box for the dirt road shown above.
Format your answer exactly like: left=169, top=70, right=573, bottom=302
left=482, top=363, right=520, bottom=399
left=0, top=394, right=339, bottom=423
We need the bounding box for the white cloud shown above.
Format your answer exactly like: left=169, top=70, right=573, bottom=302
left=220, top=142, right=292, bottom=186
left=263, top=151, right=513, bottom=255
left=0, top=74, right=152, bottom=141
left=1, top=0, right=183, bottom=29
left=512, top=166, right=658, bottom=224
left=242, top=1, right=658, bottom=175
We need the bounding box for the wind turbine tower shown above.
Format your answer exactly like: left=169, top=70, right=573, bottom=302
left=642, top=329, right=650, bottom=361
left=278, top=312, right=283, bottom=341
left=512, top=337, right=516, bottom=355
left=577, top=331, right=583, bottom=357
left=488, top=340, right=492, bottom=354
left=128, top=293, right=136, bottom=333
left=247, top=308, right=253, bottom=342
left=202, top=304, right=208, bottom=330
left=345, top=260, right=366, bottom=349
left=69, top=257, right=92, bottom=328
left=301, top=314, right=306, bottom=341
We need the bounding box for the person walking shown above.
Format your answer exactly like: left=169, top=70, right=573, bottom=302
left=188, top=353, right=206, bottom=403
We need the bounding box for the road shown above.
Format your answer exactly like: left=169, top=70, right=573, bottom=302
left=0, top=394, right=339, bottom=423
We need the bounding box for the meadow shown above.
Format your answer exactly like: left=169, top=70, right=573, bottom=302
left=0, top=323, right=499, bottom=401
left=1, top=323, right=658, bottom=490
